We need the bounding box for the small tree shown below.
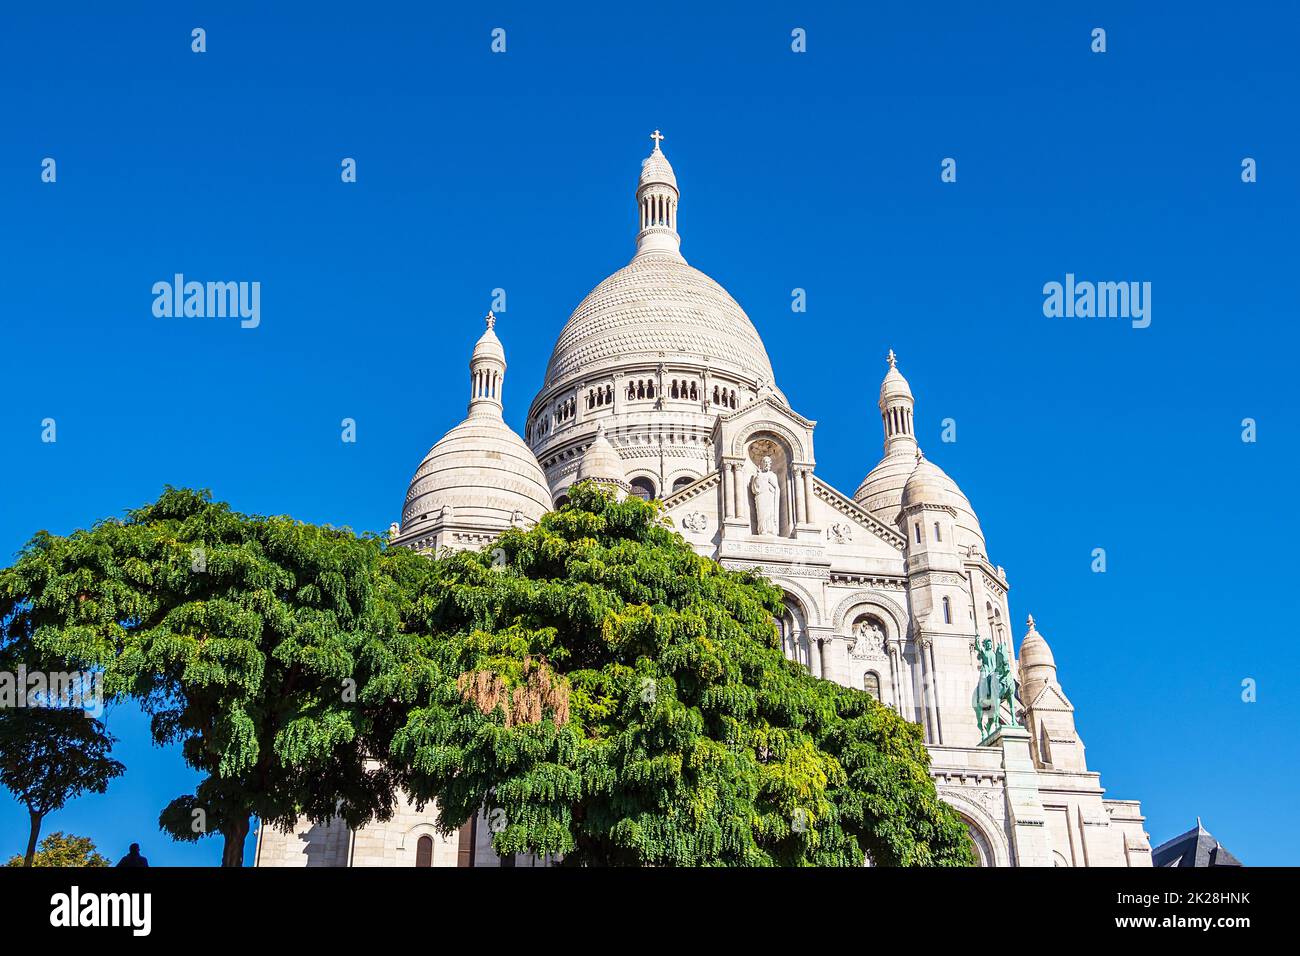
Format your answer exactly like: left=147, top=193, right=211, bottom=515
left=0, top=488, right=422, bottom=866
left=6, top=830, right=110, bottom=867
left=385, top=484, right=975, bottom=866
left=0, top=709, right=123, bottom=866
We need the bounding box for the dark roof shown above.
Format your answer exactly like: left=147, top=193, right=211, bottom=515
left=1152, top=819, right=1243, bottom=867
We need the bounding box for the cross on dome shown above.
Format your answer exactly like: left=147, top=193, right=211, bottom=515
left=485, top=311, right=496, bottom=330
left=887, top=348, right=897, bottom=368
left=650, top=129, right=664, bottom=149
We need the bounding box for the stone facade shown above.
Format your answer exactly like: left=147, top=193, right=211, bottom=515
left=255, top=134, right=1151, bottom=868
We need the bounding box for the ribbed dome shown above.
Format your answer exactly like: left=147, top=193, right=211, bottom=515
left=900, top=454, right=985, bottom=545
left=471, top=319, right=505, bottom=363
left=400, top=415, right=551, bottom=530
left=1019, top=615, right=1057, bottom=675
left=901, top=457, right=951, bottom=509
left=880, top=364, right=913, bottom=402
left=639, top=145, right=678, bottom=190
left=541, top=251, right=776, bottom=392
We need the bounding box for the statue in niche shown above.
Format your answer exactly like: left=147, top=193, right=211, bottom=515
left=750, top=455, right=781, bottom=535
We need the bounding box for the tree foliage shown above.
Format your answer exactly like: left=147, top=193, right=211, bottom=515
left=0, top=708, right=123, bottom=866
left=6, top=831, right=110, bottom=867
left=0, top=487, right=424, bottom=866
left=385, top=484, right=975, bottom=866
left=0, top=484, right=974, bottom=867
left=0, top=601, right=124, bottom=867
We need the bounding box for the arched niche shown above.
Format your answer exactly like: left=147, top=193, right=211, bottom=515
left=744, top=434, right=794, bottom=537
left=729, top=419, right=809, bottom=462
left=831, top=591, right=908, bottom=637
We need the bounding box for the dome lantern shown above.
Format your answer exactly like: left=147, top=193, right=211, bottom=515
left=635, top=130, right=683, bottom=260
left=879, top=349, right=917, bottom=458
left=468, top=311, right=506, bottom=417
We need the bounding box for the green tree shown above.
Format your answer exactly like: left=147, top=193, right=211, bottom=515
left=6, top=831, right=110, bottom=867
left=385, top=484, right=975, bottom=866
left=0, top=488, right=422, bottom=866
left=0, top=709, right=124, bottom=867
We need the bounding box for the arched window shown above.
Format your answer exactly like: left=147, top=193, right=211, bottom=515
left=554, top=494, right=570, bottom=509
left=689, top=382, right=698, bottom=400
left=672, top=475, right=694, bottom=493
left=934, top=521, right=941, bottom=542
left=629, top=477, right=656, bottom=501
left=942, top=596, right=952, bottom=624
left=415, top=834, right=433, bottom=868
left=914, top=523, right=922, bottom=544
left=863, top=672, right=881, bottom=701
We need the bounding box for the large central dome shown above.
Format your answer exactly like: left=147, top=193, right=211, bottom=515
left=526, top=133, right=785, bottom=503
left=541, top=250, right=776, bottom=391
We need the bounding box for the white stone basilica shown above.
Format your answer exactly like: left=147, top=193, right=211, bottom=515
left=255, top=135, right=1152, bottom=868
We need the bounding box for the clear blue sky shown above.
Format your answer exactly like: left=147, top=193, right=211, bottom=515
left=1, top=2, right=1296, bottom=865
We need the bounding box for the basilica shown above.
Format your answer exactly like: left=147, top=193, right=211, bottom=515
left=254, top=135, right=1152, bottom=868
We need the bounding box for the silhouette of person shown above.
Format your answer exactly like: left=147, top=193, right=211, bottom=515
left=116, top=843, right=149, bottom=867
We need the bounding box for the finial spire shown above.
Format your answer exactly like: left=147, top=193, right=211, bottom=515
left=650, top=129, right=664, bottom=150
left=887, top=348, right=897, bottom=368
left=1027, top=613, right=1036, bottom=631
left=485, top=310, right=496, bottom=330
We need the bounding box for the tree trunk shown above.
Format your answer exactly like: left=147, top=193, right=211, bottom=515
left=24, top=811, right=43, bottom=867
left=220, top=817, right=250, bottom=867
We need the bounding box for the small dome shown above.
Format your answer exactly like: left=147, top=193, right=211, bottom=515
left=896, top=452, right=986, bottom=548
left=471, top=314, right=505, bottom=363
left=880, top=351, right=913, bottom=404
left=401, top=417, right=551, bottom=531
left=1019, top=615, right=1057, bottom=677
left=639, top=143, right=677, bottom=191
left=901, top=456, right=950, bottom=509
left=576, top=424, right=627, bottom=485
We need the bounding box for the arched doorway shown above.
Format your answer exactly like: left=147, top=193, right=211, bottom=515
left=415, top=834, right=434, bottom=868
